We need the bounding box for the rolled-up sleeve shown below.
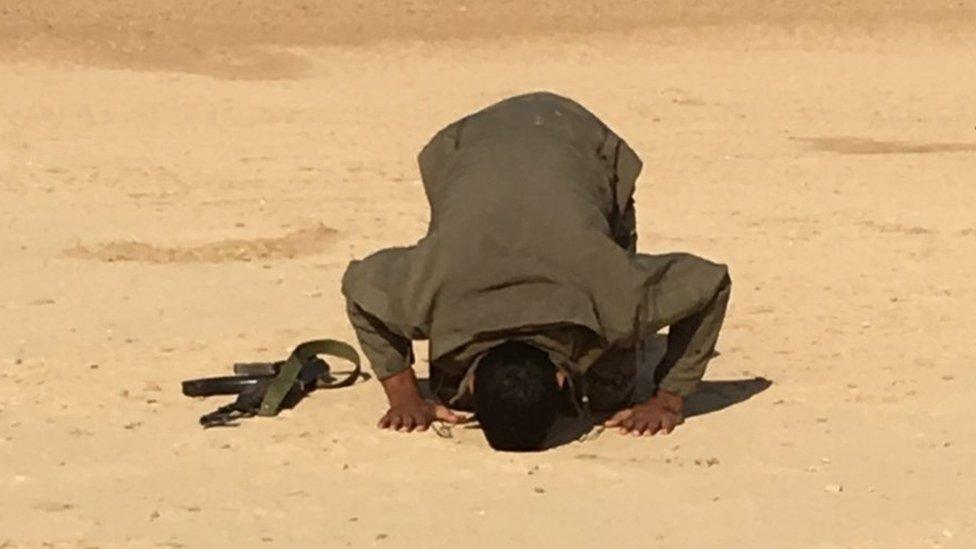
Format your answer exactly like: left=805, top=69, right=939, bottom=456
left=341, top=249, right=427, bottom=380
left=636, top=253, right=732, bottom=397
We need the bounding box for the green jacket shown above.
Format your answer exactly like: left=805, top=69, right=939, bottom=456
left=342, top=92, right=730, bottom=398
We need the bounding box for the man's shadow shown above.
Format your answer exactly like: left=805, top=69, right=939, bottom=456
left=419, top=335, right=772, bottom=449
left=543, top=335, right=771, bottom=448
left=543, top=378, right=772, bottom=448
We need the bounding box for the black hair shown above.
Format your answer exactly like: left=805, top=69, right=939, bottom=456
left=473, top=341, right=560, bottom=452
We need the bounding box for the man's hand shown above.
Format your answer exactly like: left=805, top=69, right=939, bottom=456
left=378, top=399, right=461, bottom=432
left=604, top=390, right=684, bottom=436
left=378, top=368, right=462, bottom=433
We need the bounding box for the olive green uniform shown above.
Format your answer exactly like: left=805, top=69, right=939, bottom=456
left=342, top=92, right=731, bottom=409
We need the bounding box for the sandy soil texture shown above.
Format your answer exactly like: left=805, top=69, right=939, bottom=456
left=2, top=2, right=975, bottom=548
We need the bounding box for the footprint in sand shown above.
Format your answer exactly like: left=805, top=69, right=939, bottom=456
left=794, top=136, right=976, bottom=155
left=64, top=224, right=337, bottom=264
left=860, top=220, right=935, bottom=235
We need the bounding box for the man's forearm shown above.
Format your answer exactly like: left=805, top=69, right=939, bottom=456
left=380, top=367, right=425, bottom=406
left=644, top=388, right=683, bottom=412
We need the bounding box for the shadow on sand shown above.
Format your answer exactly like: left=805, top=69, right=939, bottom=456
left=539, top=376, right=772, bottom=449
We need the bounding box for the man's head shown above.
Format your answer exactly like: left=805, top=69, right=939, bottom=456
left=473, top=341, right=563, bottom=452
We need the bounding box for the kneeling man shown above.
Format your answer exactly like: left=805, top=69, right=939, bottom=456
left=342, top=92, right=731, bottom=451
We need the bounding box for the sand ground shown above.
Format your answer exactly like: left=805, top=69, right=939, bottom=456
left=2, top=2, right=975, bottom=548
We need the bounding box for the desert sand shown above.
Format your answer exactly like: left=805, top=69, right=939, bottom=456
left=2, top=2, right=975, bottom=547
